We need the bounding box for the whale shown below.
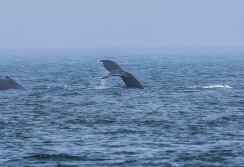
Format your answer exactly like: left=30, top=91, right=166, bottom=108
left=0, top=76, right=26, bottom=91
left=100, top=60, right=144, bottom=89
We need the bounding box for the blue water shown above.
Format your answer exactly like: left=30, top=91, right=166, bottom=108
left=0, top=48, right=243, bottom=166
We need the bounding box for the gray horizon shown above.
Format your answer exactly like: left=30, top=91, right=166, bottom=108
left=0, top=0, right=244, bottom=48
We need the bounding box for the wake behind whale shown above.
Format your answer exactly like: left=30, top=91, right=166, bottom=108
left=99, top=60, right=144, bottom=89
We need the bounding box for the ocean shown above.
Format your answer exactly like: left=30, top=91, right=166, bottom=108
left=0, top=48, right=243, bottom=166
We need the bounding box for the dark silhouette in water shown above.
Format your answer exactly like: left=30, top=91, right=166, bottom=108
left=0, top=76, right=26, bottom=91
left=100, top=60, right=144, bottom=89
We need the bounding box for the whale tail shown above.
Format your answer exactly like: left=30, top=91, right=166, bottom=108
left=99, top=60, right=143, bottom=89
left=99, top=60, right=124, bottom=79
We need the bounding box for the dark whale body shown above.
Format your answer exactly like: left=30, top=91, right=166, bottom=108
left=100, top=60, right=143, bottom=89
left=0, top=76, right=26, bottom=91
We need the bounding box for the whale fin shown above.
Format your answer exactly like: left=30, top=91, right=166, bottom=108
left=114, top=71, right=144, bottom=89
left=0, top=76, right=26, bottom=91
left=100, top=60, right=124, bottom=79
left=100, top=60, right=123, bottom=72
left=99, top=60, right=144, bottom=89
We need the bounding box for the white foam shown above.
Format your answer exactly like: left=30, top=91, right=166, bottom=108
left=188, top=84, right=232, bottom=89
left=202, top=84, right=232, bottom=89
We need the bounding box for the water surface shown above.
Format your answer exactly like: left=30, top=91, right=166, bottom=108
left=0, top=48, right=243, bottom=166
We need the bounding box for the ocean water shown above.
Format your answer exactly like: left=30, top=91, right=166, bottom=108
left=0, top=48, right=243, bottom=166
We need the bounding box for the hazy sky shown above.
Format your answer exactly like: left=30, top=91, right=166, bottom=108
left=0, top=0, right=244, bottom=48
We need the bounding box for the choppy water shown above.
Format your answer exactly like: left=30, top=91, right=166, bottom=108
left=0, top=48, right=243, bottom=166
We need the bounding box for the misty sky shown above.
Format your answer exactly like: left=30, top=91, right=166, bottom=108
left=0, top=0, right=244, bottom=48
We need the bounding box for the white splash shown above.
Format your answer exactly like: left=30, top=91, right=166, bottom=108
left=94, top=79, right=108, bottom=89
left=202, top=84, right=232, bottom=89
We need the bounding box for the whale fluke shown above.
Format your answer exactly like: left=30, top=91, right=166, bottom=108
left=99, top=60, right=123, bottom=79
left=0, top=76, right=26, bottom=91
left=100, top=60, right=143, bottom=89
left=99, top=60, right=123, bottom=72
